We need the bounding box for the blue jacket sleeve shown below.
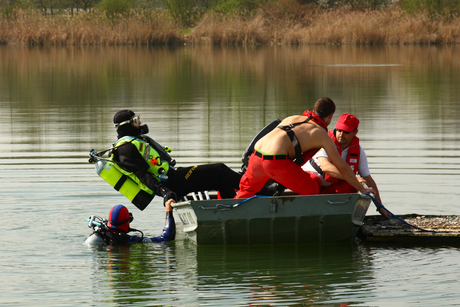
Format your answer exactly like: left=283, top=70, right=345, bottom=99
left=142, top=211, right=176, bottom=243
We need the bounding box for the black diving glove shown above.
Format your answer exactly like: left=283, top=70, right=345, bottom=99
left=163, top=191, right=177, bottom=206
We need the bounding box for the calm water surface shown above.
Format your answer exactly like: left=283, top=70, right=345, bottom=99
left=1, top=45, right=459, bottom=306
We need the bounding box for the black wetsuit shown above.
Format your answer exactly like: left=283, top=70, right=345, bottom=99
left=87, top=211, right=175, bottom=245
left=113, top=135, right=241, bottom=202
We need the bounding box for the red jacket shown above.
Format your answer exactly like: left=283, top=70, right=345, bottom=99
left=325, top=130, right=360, bottom=183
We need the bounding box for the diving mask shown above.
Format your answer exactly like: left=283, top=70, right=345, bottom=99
left=114, top=115, right=142, bottom=129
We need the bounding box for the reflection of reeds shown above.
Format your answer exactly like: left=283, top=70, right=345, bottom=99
left=1, top=7, right=459, bottom=45
left=1, top=44, right=459, bottom=134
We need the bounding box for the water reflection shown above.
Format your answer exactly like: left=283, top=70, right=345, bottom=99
left=1, top=45, right=459, bottom=154
left=1, top=44, right=460, bottom=306
left=1, top=44, right=459, bottom=216
left=190, top=243, right=374, bottom=306
left=87, top=241, right=374, bottom=306
left=88, top=243, right=178, bottom=305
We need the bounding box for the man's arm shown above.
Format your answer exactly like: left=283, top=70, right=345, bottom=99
left=362, top=174, right=389, bottom=217
left=317, top=157, right=342, bottom=179
left=322, top=138, right=374, bottom=194
left=318, top=157, right=366, bottom=183
left=143, top=199, right=176, bottom=242
left=320, top=147, right=387, bottom=217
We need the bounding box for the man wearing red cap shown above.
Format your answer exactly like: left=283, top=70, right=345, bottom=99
left=235, top=98, right=375, bottom=199
left=303, top=113, right=388, bottom=217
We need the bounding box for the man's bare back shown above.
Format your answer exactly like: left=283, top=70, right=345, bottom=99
left=235, top=97, right=374, bottom=198
left=254, top=114, right=374, bottom=195
left=255, top=115, right=331, bottom=159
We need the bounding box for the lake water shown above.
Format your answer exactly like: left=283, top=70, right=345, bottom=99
left=1, top=45, right=459, bottom=306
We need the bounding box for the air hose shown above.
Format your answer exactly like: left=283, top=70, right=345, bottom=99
left=363, top=193, right=438, bottom=234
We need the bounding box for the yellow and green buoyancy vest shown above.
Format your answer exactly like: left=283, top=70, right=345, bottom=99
left=113, top=136, right=171, bottom=181
left=95, top=137, right=171, bottom=211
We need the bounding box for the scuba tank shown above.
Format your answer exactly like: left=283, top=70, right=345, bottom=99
left=94, top=159, right=153, bottom=211
left=89, top=133, right=174, bottom=211
left=85, top=215, right=144, bottom=246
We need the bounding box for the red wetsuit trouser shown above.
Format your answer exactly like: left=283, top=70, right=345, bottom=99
left=320, top=180, right=356, bottom=195
left=235, top=152, right=322, bottom=199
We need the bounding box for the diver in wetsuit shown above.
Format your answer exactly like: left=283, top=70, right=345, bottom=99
left=85, top=199, right=175, bottom=246
left=235, top=97, right=375, bottom=199
left=94, top=109, right=242, bottom=210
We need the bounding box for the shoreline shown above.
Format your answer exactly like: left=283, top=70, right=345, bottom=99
left=1, top=8, right=459, bottom=46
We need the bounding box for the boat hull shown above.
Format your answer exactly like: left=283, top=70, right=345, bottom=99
left=172, top=193, right=372, bottom=245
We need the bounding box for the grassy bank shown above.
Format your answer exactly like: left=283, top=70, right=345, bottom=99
left=0, top=7, right=459, bottom=45
left=0, top=10, right=183, bottom=45
left=190, top=8, right=460, bottom=45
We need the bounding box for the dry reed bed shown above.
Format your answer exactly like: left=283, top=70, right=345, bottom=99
left=189, top=9, right=460, bottom=45
left=0, top=8, right=459, bottom=45
left=0, top=11, right=183, bottom=45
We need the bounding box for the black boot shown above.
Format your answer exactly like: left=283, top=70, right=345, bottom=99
left=256, top=180, right=286, bottom=196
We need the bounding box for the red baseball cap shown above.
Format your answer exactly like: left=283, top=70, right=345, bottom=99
left=335, top=114, right=359, bottom=132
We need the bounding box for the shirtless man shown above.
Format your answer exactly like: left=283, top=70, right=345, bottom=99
left=235, top=97, right=374, bottom=198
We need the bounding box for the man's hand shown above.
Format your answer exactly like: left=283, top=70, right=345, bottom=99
left=163, top=191, right=177, bottom=207
left=377, top=206, right=390, bottom=218
left=362, top=187, right=375, bottom=195
left=165, top=198, right=175, bottom=212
